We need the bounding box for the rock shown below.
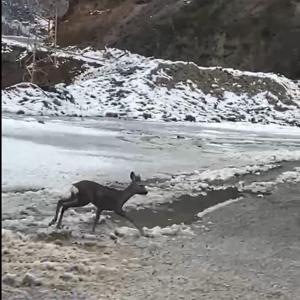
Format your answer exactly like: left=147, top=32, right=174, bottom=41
left=2, top=273, right=18, bottom=286
left=148, top=242, right=160, bottom=254
left=60, top=272, right=76, bottom=281
left=184, top=114, right=196, bottom=122
left=48, top=229, right=72, bottom=241
left=22, top=272, right=42, bottom=286
left=54, top=239, right=63, bottom=246
left=16, top=110, right=25, bottom=115
left=67, top=264, right=87, bottom=273
left=83, top=240, right=97, bottom=247
left=53, top=99, right=62, bottom=106
left=36, top=231, right=48, bottom=240
left=82, top=234, right=97, bottom=240
left=2, top=248, right=10, bottom=255
left=105, top=112, right=119, bottom=118
left=115, top=226, right=140, bottom=238
left=142, top=112, right=152, bottom=119
left=211, top=117, right=221, bottom=123
left=226, top=116, right=237, bottom=122
left=110, top=233, right=118, bottom=240
left=42, top=261, right=57, bottom=271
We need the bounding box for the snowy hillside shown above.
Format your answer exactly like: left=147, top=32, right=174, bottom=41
left=2, top=43, right=300, bottom=126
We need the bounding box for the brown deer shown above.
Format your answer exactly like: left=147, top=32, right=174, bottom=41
left=49, top=172, right=148, bottom=233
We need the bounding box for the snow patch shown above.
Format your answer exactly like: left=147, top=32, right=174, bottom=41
left=197, top=197, right=243, bottom=218
left=276, top=168, right=300, bottom=183
left=3, top=117, right=118, bottom=137
left=115, top=226, right=140, bottom=238
left=143, top=224, right=194, bottom=238
left=240, top=167, right=300, bottom=193
left=239, top=182, right=275, bottom=194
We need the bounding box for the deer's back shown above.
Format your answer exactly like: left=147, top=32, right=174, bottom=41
left=73, top=180, right=120, bottom=209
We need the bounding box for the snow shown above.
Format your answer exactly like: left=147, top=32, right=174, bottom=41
left=193, top=121, right=300, bottom=136
left=2, top=41, right=300, bottom=126
left=275, top=167, right=300, bottom=183
left=197, top=197, right=243, bottom=218
left=2, top=137, right=114, bottom=192
left=2, top=117, right=118, bottom=137
left=224, top=69, right=300, bottom=104
left=2, top=35, right=44, bottom=48
left=188, top=164, right=279, bottom=182
left=239, top=182, right=275, bottom=194
left=2, top=228, right=129, bottom=298
left=150, top=163, right=280, bottom=198
left=143, top=224, right=194, bottom=237
left=115, top=226, right=140, bottom=238
left=238, top=167, right=300, bottom=194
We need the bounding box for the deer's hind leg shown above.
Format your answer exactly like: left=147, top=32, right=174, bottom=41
left=56, top=190, right=91, bottom=229
left=49, top=197, right=74, bottom=226
left=56, top=197, right=85, bottom=229
left=92, top=207, right=103, bottom=233
left=49, top=187, right=79, bottom=226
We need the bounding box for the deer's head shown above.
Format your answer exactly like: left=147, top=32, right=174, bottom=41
left=129, top=171, right=148, bottom=195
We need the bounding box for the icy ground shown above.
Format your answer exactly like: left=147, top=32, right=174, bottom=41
left=3, top=115, right=300, bottom=193
left=2, top=39, right=300, bottom=126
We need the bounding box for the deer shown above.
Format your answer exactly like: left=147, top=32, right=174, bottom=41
left=48, top=172, right=148, bottom=233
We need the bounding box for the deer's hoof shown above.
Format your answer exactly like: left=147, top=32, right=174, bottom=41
left=48, top=220, right=55, bottom=226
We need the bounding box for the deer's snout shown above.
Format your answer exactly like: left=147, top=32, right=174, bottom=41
left=140, top=186, right=148, bottom=195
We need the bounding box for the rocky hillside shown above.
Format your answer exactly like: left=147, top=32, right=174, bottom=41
left=57, top=0, right=300, bottom=79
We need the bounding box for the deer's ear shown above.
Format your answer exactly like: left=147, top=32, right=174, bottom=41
left=130, top=171, right=136, bottom=181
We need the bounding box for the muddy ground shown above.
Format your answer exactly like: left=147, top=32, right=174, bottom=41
left=2, top=161, right=300, bottom=300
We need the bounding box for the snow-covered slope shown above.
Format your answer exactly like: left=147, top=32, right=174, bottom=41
left=2, top=44, right=300, bottom=126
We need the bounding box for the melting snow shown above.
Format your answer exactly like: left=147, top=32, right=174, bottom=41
left=197, top=197, right=244, bottom=218
left=143, top=223, right=194, bottom=237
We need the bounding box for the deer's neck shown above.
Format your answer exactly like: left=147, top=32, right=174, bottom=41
left=119, top=186, right=135, bottom=207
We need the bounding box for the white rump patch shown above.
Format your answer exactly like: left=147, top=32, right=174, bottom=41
left=70, top=185, right=79, bottom=195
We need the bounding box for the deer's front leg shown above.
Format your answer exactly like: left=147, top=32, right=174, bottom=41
left=92, top=207, right=102, bottom=233
left=115, top=209, right=143, bottom=234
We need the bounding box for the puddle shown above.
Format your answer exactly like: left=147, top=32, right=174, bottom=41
left=122, top=162, right=300, bottom=229
left=225, top=160, right=300, bottom=186
left=3, top=161, right=299, bottom=236
left=124, top=187, right=241, bottom=228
